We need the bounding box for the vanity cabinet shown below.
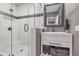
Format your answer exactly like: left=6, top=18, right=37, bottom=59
left=41, top=32, right=72, bottom=56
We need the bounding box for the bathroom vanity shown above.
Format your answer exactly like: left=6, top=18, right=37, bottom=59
left=41, top=32, right=72, bottom=56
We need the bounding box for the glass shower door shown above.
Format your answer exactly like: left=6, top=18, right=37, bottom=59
left=0, top=15, right=11, bottom=56
left=0, top=3, right=42, bottom=56
left=0, top=14, right=30, bottom=56
left=12, top=3, right=35, bottom=56
left=12, top=18, right=29, bottom=56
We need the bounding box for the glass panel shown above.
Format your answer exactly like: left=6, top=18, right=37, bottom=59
left=28, top=18, right=34, bottom=55
left=12, top=18, right=29, bottom=56
left=12, top=3, right=35, bottom=56
left=0, top=15, right=11, bottom=56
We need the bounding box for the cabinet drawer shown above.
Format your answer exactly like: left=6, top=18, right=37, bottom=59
left=41, top=33, right=72, bottom=43
left=42, top=41, right=71, bottom=48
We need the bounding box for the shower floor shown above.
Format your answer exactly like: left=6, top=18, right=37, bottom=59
left=0, top=45, right=31, bottom=56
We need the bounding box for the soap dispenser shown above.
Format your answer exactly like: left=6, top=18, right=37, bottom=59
left=65, top=19, right=70, bottom=33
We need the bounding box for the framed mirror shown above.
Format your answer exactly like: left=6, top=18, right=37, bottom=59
left=44, top=3, right=64, bottom=27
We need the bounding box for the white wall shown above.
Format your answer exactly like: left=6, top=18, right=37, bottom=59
left=15, top=3, right=44, bottom=16
left=35, top=3, right=44, bottom=14
left=65, top=3, right=79, bottom=33
left=15, top=3, right=34, bottom=16
left=0, top=3, right=16, bottom=15
left=0, top=3, right=11, bottom=14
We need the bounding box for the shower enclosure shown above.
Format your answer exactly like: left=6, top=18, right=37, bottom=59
left=0, top=3, right=43, bottom=56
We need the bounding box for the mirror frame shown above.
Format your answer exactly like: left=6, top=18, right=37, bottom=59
left=44, top=3, right=64, bottom=27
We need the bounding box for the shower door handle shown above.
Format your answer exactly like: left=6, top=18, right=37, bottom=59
left=24, top=23, right=28, bottom=32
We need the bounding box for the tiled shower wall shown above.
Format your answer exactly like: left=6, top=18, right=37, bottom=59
left=15, top=3, right=44, bottom=27
left=0, top=3, right=16, bottom=15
